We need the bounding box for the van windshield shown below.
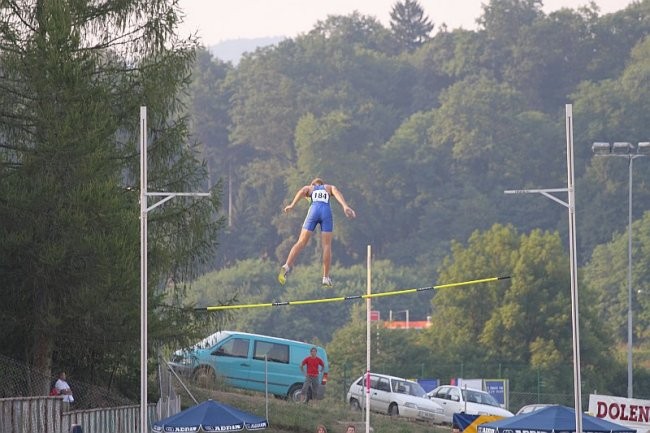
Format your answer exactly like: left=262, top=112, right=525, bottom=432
left=173, top=331, right=230, bottom=359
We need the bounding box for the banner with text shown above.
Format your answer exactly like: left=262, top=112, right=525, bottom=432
left=589, top=393, right=650, bottom=433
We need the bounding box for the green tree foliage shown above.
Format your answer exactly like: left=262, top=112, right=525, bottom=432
left=503, top=7, right=599, bottom=110
left=189, top=258, right=433, bottom=346
left=0, top=0, right=223, bottom=398
left=420, top=224, right=616, bottom=393
left=573, top=35, right=650, bottom=257
left=478, top=0, right=544, bottom=80
left=189, top=48, right=233, bottom=191
left=389, top=0, right=434, bottom=52
left=584, top=212, right=650, bottom=349
left=326, top=307, right=430, bottom=391
left=2, top=0, right=649, bottom=401
left=587, top=2, right=650, bottom=81
left=182, top=6, right=650, bottom=396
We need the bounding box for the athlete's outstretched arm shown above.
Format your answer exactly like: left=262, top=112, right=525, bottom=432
left=284, top=185, right=311, bottom=213
left=330, top=185, right=356, bottom=218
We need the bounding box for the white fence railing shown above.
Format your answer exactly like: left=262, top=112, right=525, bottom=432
left=0, top=395, right=180, bottom=433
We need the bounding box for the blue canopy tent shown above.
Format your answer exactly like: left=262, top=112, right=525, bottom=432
left=152, top=399, right=268, bottom=432
left=477, top=405, right=635, bottom=433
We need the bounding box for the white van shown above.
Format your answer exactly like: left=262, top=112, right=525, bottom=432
left=173, top=331, right=329, bottom=402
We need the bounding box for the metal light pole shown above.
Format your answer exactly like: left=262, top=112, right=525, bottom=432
left=591, top=141, right=650, bottom=398
left=505, top=105, right=582, bottom=433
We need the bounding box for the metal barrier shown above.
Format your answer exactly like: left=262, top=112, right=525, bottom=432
left=0, top=395, right=180, bottom=433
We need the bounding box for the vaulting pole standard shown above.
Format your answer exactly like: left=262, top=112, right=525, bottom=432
left=365, top=245, right=371, bottom=433
left=566, top=104, right=583, bottom=433
left=504, top=104, right=582, bottom=433
left=139, top=107, right=210, bottom=433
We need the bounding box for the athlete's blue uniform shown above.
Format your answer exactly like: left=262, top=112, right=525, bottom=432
left=302, top=184, right=333, bottom=232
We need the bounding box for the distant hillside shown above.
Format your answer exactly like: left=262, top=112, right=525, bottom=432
left=208, top=36, right=285, bottom=64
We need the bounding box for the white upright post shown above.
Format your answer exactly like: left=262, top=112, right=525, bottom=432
left=366, top=245, right=371, bottom=433
left=504, top=104, right=582, bottom=433
left=139, top=107, right=210, bottom=433
left=565, top=104, right=583, bottom=433
left=626, top=157, right=634, bottom=398
left=140, top=106, right=148, bottom=433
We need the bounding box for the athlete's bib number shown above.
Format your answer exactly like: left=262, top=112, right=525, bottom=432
left=312, top=190, right=329, bottom=203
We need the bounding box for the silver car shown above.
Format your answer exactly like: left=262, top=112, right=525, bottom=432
left=347, top=373, right=444, bottom=423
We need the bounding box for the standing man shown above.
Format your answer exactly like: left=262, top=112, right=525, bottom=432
left=55, top=371, right=74, bottom=405
left=300, top=347, right=325, bottom=403
left=279, top=178, right=356, bottom=287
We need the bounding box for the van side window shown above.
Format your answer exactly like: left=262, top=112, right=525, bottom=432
left=376, top=377, right=390, bottom=392
left=253, top=341, right=289, bottom=364
left=214, top=338, right=249, bottom=358
left=392, top=380, right=406, bottom=394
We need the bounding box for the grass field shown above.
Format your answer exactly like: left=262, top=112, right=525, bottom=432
left=176, top=382, right=451, bottom=433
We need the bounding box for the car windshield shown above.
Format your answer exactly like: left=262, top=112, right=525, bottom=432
left=390, top=379, right=427, bottom=397
left=462, top=389, right=500, bottom=407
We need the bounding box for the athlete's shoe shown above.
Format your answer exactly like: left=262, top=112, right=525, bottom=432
left=322, top=277, right=333, bottom=287
left=278, top=265, right=290, bottom=285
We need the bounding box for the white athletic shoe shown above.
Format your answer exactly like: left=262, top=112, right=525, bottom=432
left=322, top=277, right=333, bottom=287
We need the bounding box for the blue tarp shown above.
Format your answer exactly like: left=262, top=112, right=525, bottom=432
left=477, top=405, right=636, bottom=433
left=152, top=399, right=268, bottom=432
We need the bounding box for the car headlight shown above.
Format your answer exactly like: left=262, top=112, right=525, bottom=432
left=404, top=402, right=417, bottom=409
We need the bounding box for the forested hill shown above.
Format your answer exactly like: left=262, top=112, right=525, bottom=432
left=184, top=0, right=650, bottom=398
left=190, top=0, right=650, bottom=274
left=5, top=0, right=650, bottom=403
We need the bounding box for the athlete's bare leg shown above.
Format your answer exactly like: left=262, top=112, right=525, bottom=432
left=285, top=228, right=312, bottom=268
left=321, top=232, right=332, bottom=278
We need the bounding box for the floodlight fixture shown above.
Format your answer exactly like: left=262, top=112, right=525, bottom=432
left=637, top=142, right=650, bottom=155
left=592, top=142, right=611, bottom=155
left=612, top=142, right=634, bottom=155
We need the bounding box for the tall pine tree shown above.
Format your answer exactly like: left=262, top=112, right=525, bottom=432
left=389, top=0, right=434, bottom=52
left=0, top=0, right=223, bottom=398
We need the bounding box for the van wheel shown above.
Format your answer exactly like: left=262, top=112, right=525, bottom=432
left=388, top=403, right=399, bottom=416
left=192, top=366, right=215, bottom=387
left=350, top=398, right=361, bottom=411
left=288, top=384, right=303, bottom=403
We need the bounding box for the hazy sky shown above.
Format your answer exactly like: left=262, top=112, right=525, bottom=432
left=178, top=0, right=637, bottom=45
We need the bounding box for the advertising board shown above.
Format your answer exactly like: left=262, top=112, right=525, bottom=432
left=589, top=393, right=650, bottom=433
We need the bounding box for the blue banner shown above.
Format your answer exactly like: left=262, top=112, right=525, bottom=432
left=484, top=379, right=507, bottom=406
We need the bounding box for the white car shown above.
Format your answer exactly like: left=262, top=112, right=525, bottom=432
left=516, top=403, right=553, bottom=415
left=347, top=373, right=444, bottom=423
left=426, top=385, right=513, bottom=424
